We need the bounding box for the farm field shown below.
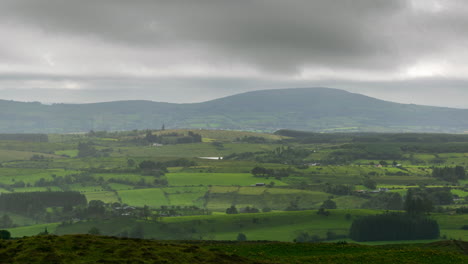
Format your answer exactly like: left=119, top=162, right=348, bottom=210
left=21, top=209, right=464, bottom=243
left=0, top=129, right=465, bottom=246
left=166, top=172, right=287, bottom=186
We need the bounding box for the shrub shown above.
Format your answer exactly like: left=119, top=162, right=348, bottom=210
left=320, top=199, right=337, bottom=209
left=0, top=230, right=10, bottom=240
left=236, top=233, right=247, bottom=241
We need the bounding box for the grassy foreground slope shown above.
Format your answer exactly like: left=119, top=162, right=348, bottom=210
left=0, top=235, right=466, bottom=264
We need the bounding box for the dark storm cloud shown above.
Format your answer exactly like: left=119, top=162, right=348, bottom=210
left=0, top=0, right=421, bottom=72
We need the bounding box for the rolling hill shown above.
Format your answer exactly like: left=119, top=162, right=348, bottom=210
left=2, top=87, right=468, bottom=133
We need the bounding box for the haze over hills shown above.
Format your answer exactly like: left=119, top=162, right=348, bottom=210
left=2, top=87, right=468, bottom=133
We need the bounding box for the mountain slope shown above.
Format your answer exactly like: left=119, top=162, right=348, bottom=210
left=2, top=87, right=468, bottom=133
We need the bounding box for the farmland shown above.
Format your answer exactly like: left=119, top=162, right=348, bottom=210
left=0, top=129, right=465, bottom=246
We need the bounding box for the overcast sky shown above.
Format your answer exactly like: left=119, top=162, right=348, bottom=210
left=1, top=0, right=468, bottom=108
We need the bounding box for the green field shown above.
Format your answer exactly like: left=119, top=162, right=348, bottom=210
left=46, top=209, right=468, bottom=243
left=0, top=129, right=466, bottom=248
left=167, top=172, right=287, bottom=186
left=118, top=188, right=169, bottom=207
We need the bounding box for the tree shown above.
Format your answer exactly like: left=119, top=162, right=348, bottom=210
left=0, top=214, right=13, bottom=228
left=127, top=159, right=135, bottom=167
left=345, top=213, right=352, bottom=221
left=429, top=189, right=454, bottom=205
left=139, top=160, right=157, bottom=170
left=0, top=230, right=10, bottom=240
left=294, top=232, right=321, bottom=242
left=88, top=200, right=106, bottom=217
left=241, top=206, right=259, bottom=213
left=141, top=205, right=151, bottom=219
left=363, top=177, right=377, bottom=190
left=349, top=213, right=439, bottom=241
left=379, top=160, right=388, bottom=166
left=77, top=142, right=97, bottom=158
left=236, top=233, right=247, bottom=241
left=88, top=227, right=101, bottom=235
left=129, top=223, right=144, bottom=239
left=320, top=199, right=337, bottom=209
left=326, top=230, right=337, bottom=240
left=226, top=205, right=238, bottom=214
left=323, top=184, right=353, bottom=195
left=432, top=166, right=466, bottom=183
left=285, top=197, right=300, bottom=211
left=37, top=227, right=49, bottom=236
left=404, top=189, right=433, bottom=215
left=362, top=192, right=403, bottom=210
left=251, top=166, right=268, bottom=177
left=317, top=208, right=330, bottom=216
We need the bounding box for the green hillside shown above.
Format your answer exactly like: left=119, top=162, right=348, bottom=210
left=2, top=88, right=468, bottom=133
left=0, top=235, right=465, bottom=264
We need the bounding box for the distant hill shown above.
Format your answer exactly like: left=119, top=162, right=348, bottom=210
left=2, top=87, right=468, bottom=133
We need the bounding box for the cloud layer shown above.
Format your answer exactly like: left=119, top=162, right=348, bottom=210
left=1, top=0, right=468, bottom=107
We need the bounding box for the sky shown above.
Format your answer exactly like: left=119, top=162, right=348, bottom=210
left=1, top=0, right=468, bottom=108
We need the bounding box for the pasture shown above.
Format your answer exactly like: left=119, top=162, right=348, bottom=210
left=166, top=172, right=287, bottom=187
left=0, top=129, right=466, bottom=245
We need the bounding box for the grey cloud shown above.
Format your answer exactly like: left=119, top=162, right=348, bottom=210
left=1, top=0, right=468, bottom=107
left=0, top=0, right=424, bottom=72
left=1, top=73, right=468, bottom=109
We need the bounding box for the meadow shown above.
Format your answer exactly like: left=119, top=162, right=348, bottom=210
left=42, top=209, right=467, bottom=242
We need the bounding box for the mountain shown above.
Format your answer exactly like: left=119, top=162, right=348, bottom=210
left=2, top=87, right=468, bottom=133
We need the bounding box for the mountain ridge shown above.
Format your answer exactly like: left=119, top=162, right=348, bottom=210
left=2, top=87, right=468, bottom=133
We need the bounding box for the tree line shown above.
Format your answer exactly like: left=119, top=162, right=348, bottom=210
left=145, top=131, right=202, bottom=144
left=349, top=187, right=443, bottom=241
left=0, top=192, right=87, bottom=215
left=349, top=213, right=439, bottom=241
left=432, top=166, right=466, bottom=183
left=0, top=133, right=48, bottom=142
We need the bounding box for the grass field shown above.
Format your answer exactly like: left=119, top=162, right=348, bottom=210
left=49, top=209, right=408, bottom=242
left=433, top=213, right=468, bottom=241
left=166, top=172, right=287, bottom=186
left=8, top=223, right=61, bottom=237
left=85, top=191, right=120, bottom=204
left=108, top=183, right=134, bottom=191
left=0, top=168, right=78, bottom=185
left=47, top=209, right=468, bottom=244
left=152, top=129, right=286, bottom=141
left=54, top=149, right=78, bottom=157
left=452, top=189, right=468, bottom=197
left=93, top=173, right=154, bottom=184
left=118, top=188, right=169, bottom=207
left=113, top=142, right=282, bottom=158
left=0, top=129, right=467, bottom=248
left=13, top=186, right=62, bottom=192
